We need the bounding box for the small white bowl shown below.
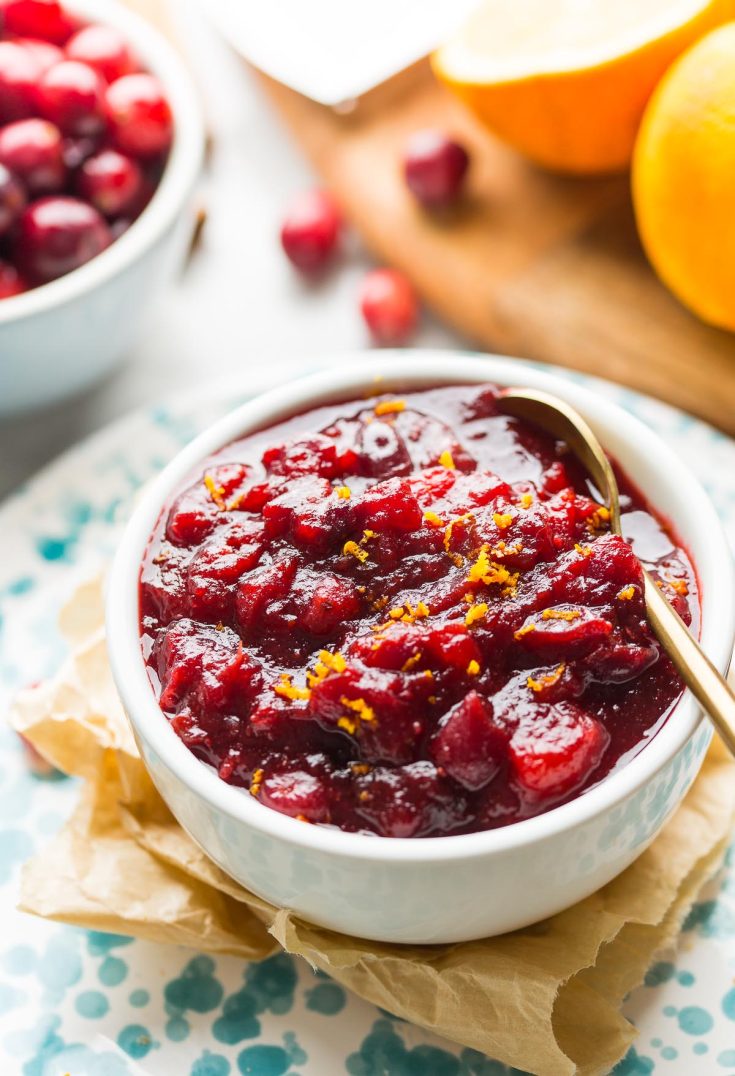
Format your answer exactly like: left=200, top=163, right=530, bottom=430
left=107, top=352, right=735, bottom=943
left=0, top=0, right=205, bottom=415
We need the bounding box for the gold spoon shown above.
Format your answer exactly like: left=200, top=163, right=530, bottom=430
left=498, top=386, right=735, bottom=757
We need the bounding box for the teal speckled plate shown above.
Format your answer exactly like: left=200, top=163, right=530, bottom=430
left=1, top=357, right=735, bottom=1076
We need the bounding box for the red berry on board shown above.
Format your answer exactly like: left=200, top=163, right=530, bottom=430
left=0, top=161, right=26, bottom=234
left=66, top=24, right=137, bottom=84
left=403, top=129, right=469, bottom=207
left=37, top=59, right=106, bottom=136
left=280, top=189, right=341, bottom=273
left=0, top=257, right=27, bottom=297
left=0, top=117, right=65, bottom=193
left=359, top=268, right=419, bottom=345
left=0, top=39, right=39, bottom=122
left=0, top=0, right=77, bottom=44
left=14, top=194, right=111, bottom=282
left=105, top=73, right=172, bottom=158
left=75, top=147, right=143, bottom=217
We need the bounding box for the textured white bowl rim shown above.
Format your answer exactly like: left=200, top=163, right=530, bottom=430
left=0, top=0, right=205, bottom=326
left=107, top=352, right=735, bottom=863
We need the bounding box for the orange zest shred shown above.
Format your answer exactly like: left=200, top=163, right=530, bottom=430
left=527, top=664, right=566, bottom=693
left=249, top=768, right=264, bottom=797
left=351, top=762, right=371, bottom=776
left=575, top=543, right=593, bottom=558
left=666, top=576, right=689, bottom=596
left=493, top=511, right=513, bottom=530
left=307, top=649, right=347, bottom=687
left=274, top=673, right=311, bottom=702
left=334, top=485, right=351, bottom=499
left=438, top=449, right=455, bottom=470
left=541, top=608, right=581, bottom=621
left=465, top=602, right=488, bottom=627
left=204, top=473, right=226, bottom=510
left=423, top=510, right=444, bottom=527
left=337, top=716, right=357, bottom=735
left=386, top=601, right=430, bottom=625
left=362, top=529, right=377, bottom=541
left=587, top=505, right=611, bottom=532
left=514, top=622, right=536, bottom=640
left=466, top=545, right=519, bottom=596
left=402, top=650, right=423, bottom=672
left=341, top=696, right=376, bottom=723
left=618, top=585, right=635, bottom=601
left=343, top=539, right=369, bottom=563
left=519, top=493, right=534, bottom=509
left=466, top=659, right=480, bottom=676
left=374, top=399, right=406, bottom=416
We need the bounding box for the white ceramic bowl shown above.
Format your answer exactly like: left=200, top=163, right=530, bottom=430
left=0, top=0, right=205, bottom=415
left=107, top=352, right=735, bottom=943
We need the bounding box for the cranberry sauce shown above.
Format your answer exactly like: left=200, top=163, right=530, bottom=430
left=139, top=385, right=697, bottom=838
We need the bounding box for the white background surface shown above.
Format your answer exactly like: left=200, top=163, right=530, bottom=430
left=0, top=0, right=459, bottom=502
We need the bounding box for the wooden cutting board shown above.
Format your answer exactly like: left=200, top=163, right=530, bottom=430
left=256, top=60, right=735, bottom=434
left=130, top=0, right=735, bottom=433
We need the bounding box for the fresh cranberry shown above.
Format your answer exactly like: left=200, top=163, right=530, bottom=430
left=0, top=257, right=26, bottom=297
left=14, top=194, right=111, bottom=282
left=509, top=704, right=609, bottom=799
left=13, top=36, right=63, bottom=73
left=105, top=73, right=172, bottom=158
left=359, top=268, right=418, bottom=345
left=0, top=162, right=25, bottom=234
left=0, top=39, right=39, bottom=122
left=0, top=117, right=65, bottom=193
left=403, top=130, right=469, bottom=207
left=431, top=692, right=508, bottom=790
left=66, top=24, right=136, bottom=83
left=75, top=147, right=143, bottom=216
left=279, top=189, right=341, bottom=273
left=37, top=59, right=106, bottom=136
left=259, top=770, right=330, bottom=823
left=0, top=0, right=77, bottom=44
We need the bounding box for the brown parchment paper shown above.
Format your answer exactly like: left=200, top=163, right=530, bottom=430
left=10, top=576, right=735, bottom=1076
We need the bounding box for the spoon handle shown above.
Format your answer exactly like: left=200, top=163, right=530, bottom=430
left=644, top=571, right=735, bottom=755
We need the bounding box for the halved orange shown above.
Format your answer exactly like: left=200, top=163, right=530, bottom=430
left=432, top=0, right=734, bottom=174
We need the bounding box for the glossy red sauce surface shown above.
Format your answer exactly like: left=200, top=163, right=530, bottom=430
left=139, top=385, right=697, bottom=838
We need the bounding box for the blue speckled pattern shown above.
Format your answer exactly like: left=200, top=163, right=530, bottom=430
left=2, top=358, right=735, bottom=1075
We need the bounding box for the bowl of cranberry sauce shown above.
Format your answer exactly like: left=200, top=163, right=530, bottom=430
left=0, top=0, right=204, bottom=413
left=110, top=356, right=735, bottom=942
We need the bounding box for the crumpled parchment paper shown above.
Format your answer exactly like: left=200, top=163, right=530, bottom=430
left=10, top=576, right=735, bottom=1076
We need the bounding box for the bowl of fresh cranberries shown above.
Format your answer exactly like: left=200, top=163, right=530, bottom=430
left=0, top=0, right=204, bottom=413
left=106, top=351, right=735, bottom=943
